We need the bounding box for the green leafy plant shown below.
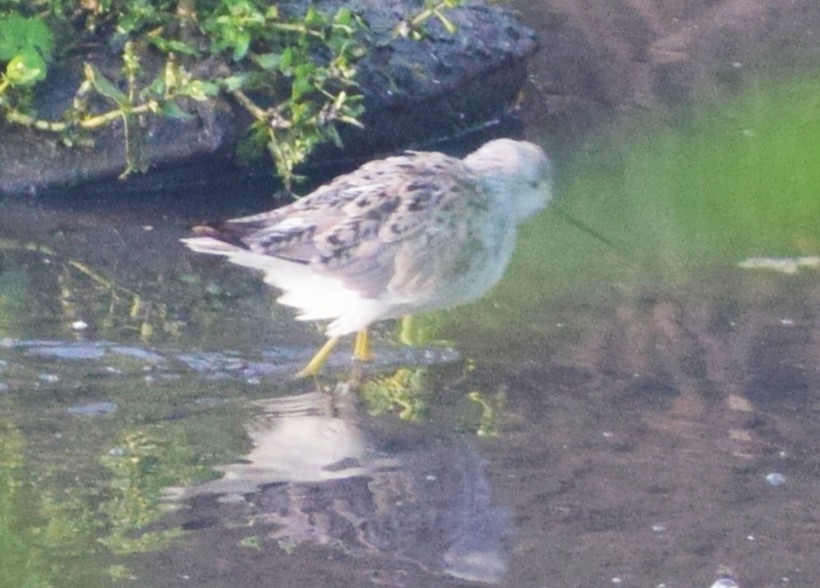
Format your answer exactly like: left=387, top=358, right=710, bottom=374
left=0, top=1, right=368, bottom=188
left=0, top=12, right=54, bottom=91
left=204, top=2, right=365, bottom=184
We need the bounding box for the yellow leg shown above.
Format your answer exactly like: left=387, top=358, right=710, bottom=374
left=399, top=315, right=415, bottom=346
left=353, top=329, right=372, bottom=361
left=295, top=336, right=341, bottom=378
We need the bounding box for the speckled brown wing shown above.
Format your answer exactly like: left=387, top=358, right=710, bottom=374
left=208, top=152, right=448, bottom=262
left=211, top=151, right=491, bottom=301
left=310, top=152, right=491, bottom=301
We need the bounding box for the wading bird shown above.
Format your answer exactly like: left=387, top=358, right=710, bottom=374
left=181, top=138, right=552, bottom=377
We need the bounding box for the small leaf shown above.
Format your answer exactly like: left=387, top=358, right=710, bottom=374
left=338, top=115, right=365, bottom=128
left=252, top=52, right=281, bottom=71
left=304, top=6, right=323, bottom=26
left=182, top=80, right=219, bottom=101
left=144, top=74, right=166, bottom=97
left=149, top=36, right=199, bottom=56
left=334, top=7, right=354, bottom=26
left=291, top=75, right=313, bottom=100
left=85, top=63, right=126, bottom=103
left=279, top=47, right=294, bottom=71
left=232, top=31, right=251, bottom=61
left=160, top=102, right=195, bottom=121
left=325, top=123, right=343, bottom=148
left=221, top=74, right=247, bottom=92
left=5, top=52, right=46, bottom=86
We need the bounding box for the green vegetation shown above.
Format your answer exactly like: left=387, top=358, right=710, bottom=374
left=360, top=367, right=431, bottom=421
left=0, top=0, right=467, bottom=187
left=466, top=388, right=507, bottom=437
left=0, top=0, right=367, bottom=187
left=0, top=375, right=249, bottom=587
left=0, top=12, right=54, bottom=90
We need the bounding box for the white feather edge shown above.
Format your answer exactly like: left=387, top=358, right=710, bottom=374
left=180, top=237, right=389, bottom=336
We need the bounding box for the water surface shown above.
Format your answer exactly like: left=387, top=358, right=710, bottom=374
left=1, top=37, right=819, bottom=588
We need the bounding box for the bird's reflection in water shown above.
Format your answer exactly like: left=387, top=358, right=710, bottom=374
left=166, top=386, right=511, bottom=583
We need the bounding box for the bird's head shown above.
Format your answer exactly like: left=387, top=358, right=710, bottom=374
left=463, top=138, right=553, bottom=222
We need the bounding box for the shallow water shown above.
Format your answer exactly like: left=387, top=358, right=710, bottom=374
left=2, top=16, right=820, bottom=588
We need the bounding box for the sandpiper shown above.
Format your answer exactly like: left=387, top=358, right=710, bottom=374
left=182, top=138, right=552, bottom=376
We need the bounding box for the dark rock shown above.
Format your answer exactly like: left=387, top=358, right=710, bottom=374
left=336, top=2, right=537, bottom=157
left=0, top=0, right=537, bottom=196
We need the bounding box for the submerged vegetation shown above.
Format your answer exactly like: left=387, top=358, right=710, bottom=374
left=0, top=374, right=249, bottom=587
left=0, top=1, right=402, bottom=186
